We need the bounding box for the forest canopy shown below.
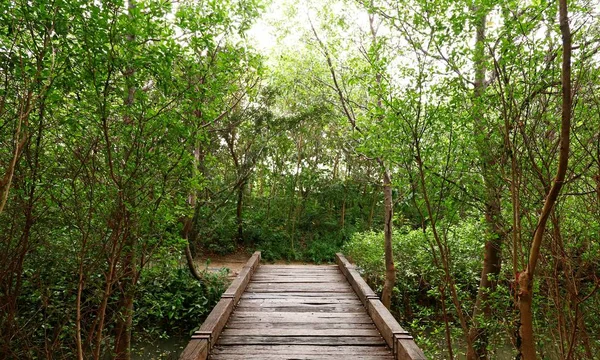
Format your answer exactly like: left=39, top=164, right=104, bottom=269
left=0, top=0, right=599, bottom=359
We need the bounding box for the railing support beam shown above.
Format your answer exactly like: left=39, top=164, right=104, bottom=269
left=335, top=253, right=427, bottom=360
left=180, top=251, right=261, bottom=360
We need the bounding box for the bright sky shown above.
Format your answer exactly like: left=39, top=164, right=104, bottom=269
left=246, top=0, right=600, bottom=95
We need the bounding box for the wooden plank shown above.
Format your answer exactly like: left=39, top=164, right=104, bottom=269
left=336, top=253, right=426, bottom=360
left=211, top=355, right=392, bottom=360
left=212, top=345, right=391, bottom=355
left=179, top=339, right=208, bottom=360
left=246, top=283, right=353, bottom=292
left=237, top=298, right=363, bottom=305
left=335, top=253, right=377, bottom=306
left=211, top=355, right=392, bottom=359
left=367, top=299, right=401, bottom=348
left=221, top=328, right=381, bottom=337
left=181, top=252, right=261, bottom=360
left=397, top=337, right=428, bottom=360
left=198, top=297, right=234, bottom=340
left=221, top=266, right=253, bottom=302
left=224, top=322, right=377, bottom=329
left=248, top=251, right=262, bottom=271
left=252, top=275, right=346, bottom=283
left=235, top=305, right=366, bottom=313
left=217, top=335, right=387, bottom=346
left=222, top=251, right=261, bottom=303
left=241, top=292, right=358, bottom=299
left=367, top=297, right=426, bottom=359
left=228, top=312, right=374, bottom=323
left=253, top=271, right=341, bottom=275
left=253, top=270, right=340, bottom=274
left=259, top=265, right=338, bottom=269
left=254, top=269, right=340, bottom=273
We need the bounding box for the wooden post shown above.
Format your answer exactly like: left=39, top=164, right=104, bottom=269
left=180, top=251, right=261, bottom=360
left=335, top=253, right=426, bottom=360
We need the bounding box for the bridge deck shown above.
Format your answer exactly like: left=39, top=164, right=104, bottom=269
left=211, top=264, right=393, bottom=359
left=180, top=252, right=425, bottom=360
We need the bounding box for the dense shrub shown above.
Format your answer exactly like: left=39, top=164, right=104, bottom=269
left=344, top=220, right=491, bottom=356
left=134, top=265, right=229, bottom=339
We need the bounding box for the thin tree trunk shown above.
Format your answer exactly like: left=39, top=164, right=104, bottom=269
left=75, top=238, right=88, bottom=360
left=340, top=183, right=346, bottom=228
left=518, top=2, right=572, bottom=358
left=93, top=250, right=117, bottom=359
left=185, top=241, right=203, bottom=281
left=0, top=114, right=27, bottom=215
left=113, top=274, right=134, bottom=360
left=381, top=167, right=395, bottom=309
left=236, top=182, right=244, bottom=242
left=368, top=190, right=376, bottom=229
left=440, top=285, right=454, bottom=359
left=467, top=8, right=503, bottom=359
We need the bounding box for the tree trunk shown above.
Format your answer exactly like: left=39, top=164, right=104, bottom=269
left=236, top=182, right=244, bottom=242
left=519, top=1, right=572, bottom=358
left=467, top=8, right=504, bottom=359
left=113, top=3, right=138, bottom=356
left=368, top=188, right=376, bottom=229
left=183, top=218, right=203, bottom=282
left=340, top=183, right=346, bottom=228
left=381, top=167, right=395, bottom=309
left=113, top=277, right=134, bottom=360
left=113, top=217, right=137, bottom=360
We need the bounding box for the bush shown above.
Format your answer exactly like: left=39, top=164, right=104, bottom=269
left=134, top=264, right=229, bottom=339
left=344, top=220, right=486, bottom=356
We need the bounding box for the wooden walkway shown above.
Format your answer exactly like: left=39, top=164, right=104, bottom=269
left=180, top=252, right=425, bottom=360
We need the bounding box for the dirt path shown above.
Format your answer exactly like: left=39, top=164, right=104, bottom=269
left=195, top=250, right=314, bottom=279
left=195, top=251, right=249, bottom=278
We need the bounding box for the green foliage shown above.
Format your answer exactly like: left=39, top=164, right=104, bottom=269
left=134, top=265, right=228, bottom=339
left=1, top=0, right=599, bottom=358
left=345, top=221, right=503, bottom=357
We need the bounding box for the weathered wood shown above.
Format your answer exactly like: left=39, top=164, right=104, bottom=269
left=211, top=345, right=391, bottom=355
left=259, top=264, right=338, bottom=269
left=221, top=328, right=381, bottom=336
left=225, top=322, right=377, bottom=329
left=252, top=275, right=346, bottom=284
left=218, top=335, right=387, bottom=346
left=335, top=253, right=377, bottom=306
left=367, top=299, right=401, bottom=348
left=197, top=298, right=234, bottom=339
left=180, top=252, right=260, bottom=360
left=335, top=253, right=426, bottom=360
left=235, top=306, right=366, bottom=313
left=246, top=282, right=353, bottom=292
left=238, top=298, right=363, bottom=305
left=228, top=312, right=374, bottom=323
left=179, top=339, right=208, bottom=360
left=241, top=292, right=357, bottom=299
left=183, top=255, right=425, bottom=360
left=211, top=355, right=393, bottom=360
left=222, top=251, right=261, bottom=302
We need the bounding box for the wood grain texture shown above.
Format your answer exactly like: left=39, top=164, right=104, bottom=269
left=222, top=251, right=261, bottom=302
left=179, top=339, right=208, bottom=360
left=210, top=262, right=394, bottom=359
left=182, top=253, right=426, bottom=359
left=180, top=252, right=261, bottom=360
left=336, top=253, right=427, bottom=360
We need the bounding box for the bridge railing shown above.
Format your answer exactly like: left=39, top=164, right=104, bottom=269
left=180, top=251, right=426, bottom=360
left=179, top=251, right=261, bottom=360
left=336, top=253, right=426, bottom=360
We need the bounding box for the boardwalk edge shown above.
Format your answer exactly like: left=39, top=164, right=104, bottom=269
left=335, top=253, right=427, bottom=360
left=180, top=251, right=261, bottom=360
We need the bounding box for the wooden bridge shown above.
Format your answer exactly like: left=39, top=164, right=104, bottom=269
left=180, top=252, right=426, bottom=360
